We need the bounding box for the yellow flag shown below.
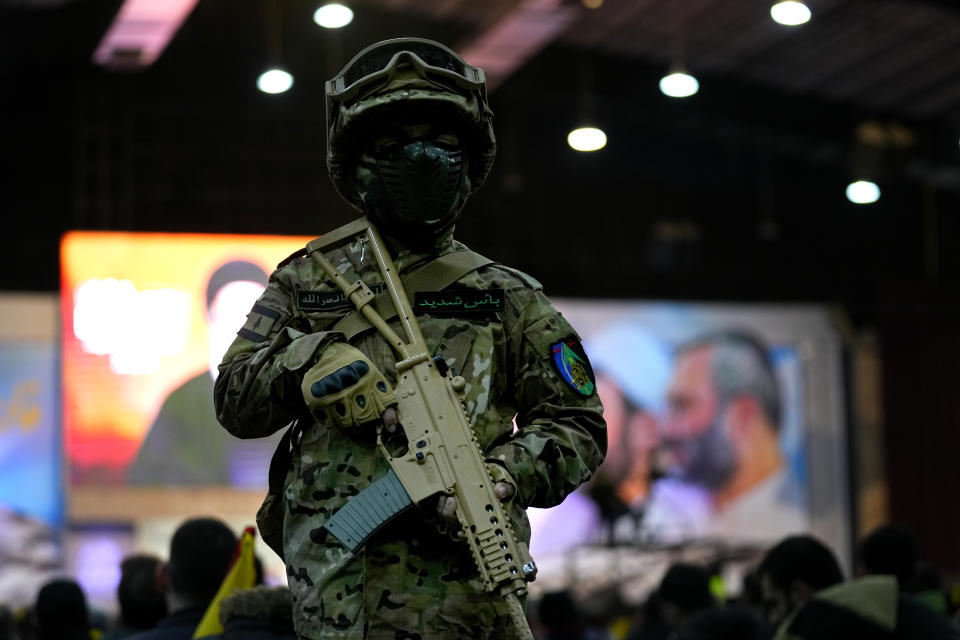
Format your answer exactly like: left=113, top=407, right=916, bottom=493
left=193, top=526, right=258, bottom=638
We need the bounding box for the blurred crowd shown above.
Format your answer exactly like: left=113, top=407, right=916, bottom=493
left=533, top=523, right=960, bottom=640
left=2, top=520, right=958, bottom=640
left=0, top=518, right=295, bottom=640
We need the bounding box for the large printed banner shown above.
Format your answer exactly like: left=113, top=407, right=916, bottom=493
left=61, top=232, right=312, bottom=487
left=0, top=342, right=60, bottom=525
left=0, top=295, right=62, bottom=608
left=526, top=301, right=849, bottom=599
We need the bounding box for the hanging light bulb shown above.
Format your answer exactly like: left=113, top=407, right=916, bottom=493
left=770, top=1, right=812, bottom=26
left=257, top=68, right=294, bottom=94
left=845, top=180, right=880, bottom=204
left=567, top=127, right=607, bottom=152
left=659, top=70, right=699, bottom=98
left=314, top=3, right=354, bottom=29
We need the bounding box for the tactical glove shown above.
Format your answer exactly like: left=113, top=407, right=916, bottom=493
left=301, top=342, right=396, bottom=430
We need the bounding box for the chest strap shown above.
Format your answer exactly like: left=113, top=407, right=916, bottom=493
left=331, top=249, right=495, bottom=342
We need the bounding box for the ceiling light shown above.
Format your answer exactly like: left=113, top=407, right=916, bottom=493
left=314, top=3, right=354, bottom=29
left=567, top=127, right=607, bottom=152
left=582, top=0, right=604, bottom=8
left=846, top=181, right=880, bottom=204
left=257, top=69, right=294, bottom=94
left=770, top=1, right=811, bottom=26
left=659, top=71, right=699, bottom=98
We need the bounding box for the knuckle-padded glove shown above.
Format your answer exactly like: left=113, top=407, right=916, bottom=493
left=300, top=342, right=395, bottom=430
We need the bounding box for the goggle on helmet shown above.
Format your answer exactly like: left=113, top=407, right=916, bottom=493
left=325, top=38, right=497, bottom=211
left=326, top=38, right=487, bottom=111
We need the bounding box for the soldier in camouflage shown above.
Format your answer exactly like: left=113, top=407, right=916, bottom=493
left=214, top=38, right=606, bottom=639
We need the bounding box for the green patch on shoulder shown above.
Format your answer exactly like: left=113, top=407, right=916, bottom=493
left=550, top=337, right=596, bottom=397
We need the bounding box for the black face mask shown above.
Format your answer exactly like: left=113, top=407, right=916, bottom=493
left=353, top=140, right=470, bottom=244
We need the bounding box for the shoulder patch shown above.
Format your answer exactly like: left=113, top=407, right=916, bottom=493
left=238, top=303, right=280, bottom=343
left=550, top=337, right=596, bottom=397
left=277, top=246, right=309, bottom=270
left=490, top=264, right=543, bottom=291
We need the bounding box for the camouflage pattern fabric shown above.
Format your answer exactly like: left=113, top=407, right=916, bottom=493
left=215, top=226, right=606, bottom=639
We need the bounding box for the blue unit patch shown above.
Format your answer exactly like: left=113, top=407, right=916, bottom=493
left=551, top=337, right=596, bottom=397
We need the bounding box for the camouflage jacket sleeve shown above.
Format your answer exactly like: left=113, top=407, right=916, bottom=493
left=485, top=282, right=607, bottom=509
left=214, top=273, right=339, bottom=439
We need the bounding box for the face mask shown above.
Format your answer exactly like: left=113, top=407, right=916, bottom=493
left=353, top=140, right=470, bottom=244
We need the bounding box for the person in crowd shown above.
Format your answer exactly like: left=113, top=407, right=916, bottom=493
left=103, top=555, right=167, bottom=639
left=0, top=604, right=18, bottom=640
left=859, top=522, right=950, bottom=614
left=536, top=590, right=609, bottom=640
left=913, top=563, right=950, bottom=615
left=627, top=563, right=716, bottom=640
left=673, top=569, right=774, bottom=640
left=626, top=564, right=716, bottom=640
left=216, top=586, right=297, bottom=640
left=128, top=260, right=273, bottom=486
left=676, top=606, right=771, bottom=640
left=34, top=578, right=91, bottom=640
left=758, top=534, right=960, bottom=639
left=645, top=331, right=805, bottom=542
left=127, top=518, right=237, bottom=640
left=857, top=522, right=917, bottom=588
left=625, top=590, right=670, bottom=640
left=657, top=563, right=716, bottom=634
left=757, top=536, right=841, bottom=629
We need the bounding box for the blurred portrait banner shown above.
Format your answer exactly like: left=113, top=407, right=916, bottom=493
left=527, top=300, right=849, bottom=600
left=61, top=232, right=312, bottom=488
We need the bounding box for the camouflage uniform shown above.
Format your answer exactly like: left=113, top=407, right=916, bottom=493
left=215, top=230, right=606, bottom=639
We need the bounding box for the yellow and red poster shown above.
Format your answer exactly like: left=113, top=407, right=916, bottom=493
left=61, top=232, right=312, bottom=486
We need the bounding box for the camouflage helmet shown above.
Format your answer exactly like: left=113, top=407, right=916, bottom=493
left=325, top=38, right=496, bottom=210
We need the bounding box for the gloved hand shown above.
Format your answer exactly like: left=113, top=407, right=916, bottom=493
left=301, top=342, right=396, bottom=430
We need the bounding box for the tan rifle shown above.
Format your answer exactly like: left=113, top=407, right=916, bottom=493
left=305, top=217, right=536, bottom=640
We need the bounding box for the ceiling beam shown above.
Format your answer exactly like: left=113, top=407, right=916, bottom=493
left=457, top=0, right=578, bottom=90
left=92, top=0, right=199, bottom=70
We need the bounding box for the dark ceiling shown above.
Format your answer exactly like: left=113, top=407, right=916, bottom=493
left=2, top=0, right=960, bottom=325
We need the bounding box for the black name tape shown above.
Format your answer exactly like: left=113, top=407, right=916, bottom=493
left=297, top=284, right=386, bottom=312
left=414, top=289, right=505, bottom=315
